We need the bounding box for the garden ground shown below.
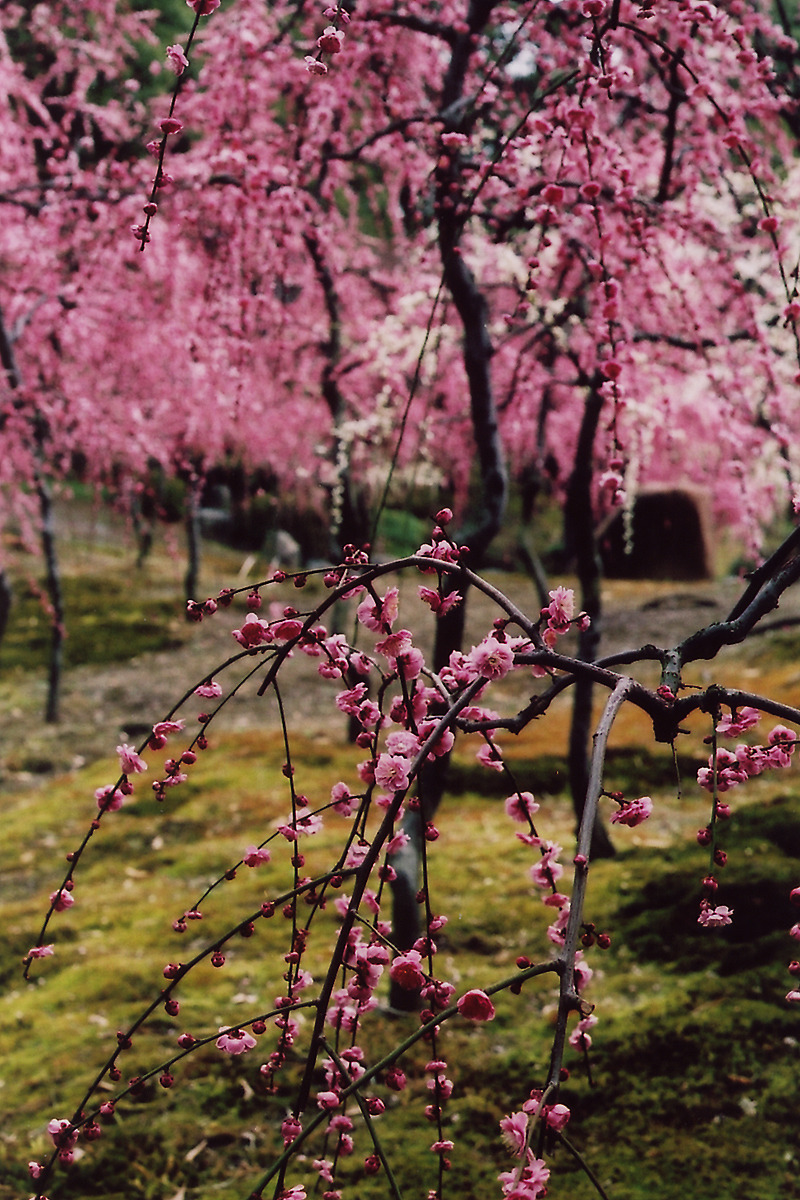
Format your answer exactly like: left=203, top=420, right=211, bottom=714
left=2, top=506, right=800, bottom=1200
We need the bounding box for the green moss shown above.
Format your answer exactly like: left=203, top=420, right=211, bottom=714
left=2, top=573, right=186, bottom=672
left=2, top=724, right=800, bottom=1200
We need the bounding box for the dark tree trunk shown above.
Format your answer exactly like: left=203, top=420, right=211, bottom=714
left=0, top=302, right=65, bottom=722
left=0, top=569, right=12, bottom=651
left=184, top=481, right=201, bottom=605
left=563, top=383, right=615, bottom=859
left=38, top=476, right=65, bottom=724
left=389, top=0, right=509, bottom=1008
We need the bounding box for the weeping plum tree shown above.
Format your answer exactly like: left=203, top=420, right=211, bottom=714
left=7, top=2, right=800, bottom=1191
left=3, top=0, right=800, bottom=712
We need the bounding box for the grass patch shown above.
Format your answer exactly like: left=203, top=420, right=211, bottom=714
left=1, top=573, right=186, bottom=673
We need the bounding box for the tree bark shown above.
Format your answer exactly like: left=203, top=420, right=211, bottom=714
left=37, top=475, right=65, bottom=724
left=563, top=383, right=615, bottom=858
left=0, top=569, right=12, bottom=652
left=184, top=479, right=201, bottom=605
left=389, top=0, right=508, bottom=1008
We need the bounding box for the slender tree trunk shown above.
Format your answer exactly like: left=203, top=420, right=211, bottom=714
left=0, top=302, right=65, bottom=721
left=37, top=476, right=65, bottom=724
left=564, top=383, right=614, bottom=858
left=184, top=481, right=201, bottom=605
left=0, top=569, right=12, bottom=650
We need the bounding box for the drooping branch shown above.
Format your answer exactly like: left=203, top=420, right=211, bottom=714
left=546, top=676, right=634, bottom=1092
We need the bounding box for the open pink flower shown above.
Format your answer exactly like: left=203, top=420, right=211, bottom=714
left=242, top=845, right=270, bottom=867
left=610, top=795, right=653, bottom=827
left=216, top=1027, right=257, bottom=1054
left=166, top=43, right=189, bottom=74
left=375, top=753, right=411, bottom=792
left=468, top=635, right=514, bottom=680
left=117, top=743, right=148, bottom=774
left=194, top=680, right=222, bottom=698
left=716, top=706, right=761, bottom=736
left=50, top=888, right=75, bottom=912
left=504, top=791, right=539, bottom=822
left=698, top=904, right=734, bottom=927
left=544, top=585, right=574, bottom=631
left=152, top=720, right=185, bottom=738
left=27, top=944, right=54, bottom=959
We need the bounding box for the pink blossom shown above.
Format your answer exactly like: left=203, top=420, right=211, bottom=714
left=316, top=1090, right=341, bottom=1110
left=386, top=830, right=411, bottom=854
left=457, top=988, right=496, bottom=1021
left=152, top=720, right=185, bottom=738
left=500, top=1109, right=528, bottom=1155
left=418, top=585, right=462, bottom=616
left=698, top=904, right=734, bottom=927
left=530, top=842, right=563, bottom=888
left=271, top=618, right=304, bottom=640
left=476, top=742, right=504, bottom=771
left=280, top=1115, right=302, bottom=1145
left=389, top=949, right=425, bottom=990
left=317, top=25, right=345, bottom=53
left=232, top=613, right=272, bottom=647
left=117, top=742, right=148, bottom=774
left=186, top=0, right=220, bottom=13
left=734, top=743, right=771, bottom=777
left=545, top=585, right=575, bottom=630
left=95, top=784, right=126, bottom=812
left=393, top=645, right=425, bottom=680
left=216, top=1027, right=257, bottom=1054
left=417, top=720, right=455, bottom=758
left=375, top=628, right=413, bottom=658
left=50, top=888, right=75, bottom=912
left=194, top=680, right=222, bottom=698
left=47, top=1118, right=76, bottom=1149
left=166, top=44, right=189, bottom=74
left=697, top=748, right=748, bottom=792
left=27, top=944, right=54, bottom=959
left=357, top=588, right=399, bottom=631
left=468, top=635, right=515, bottom=679
left=786, top=990, right=800, bottom=1003
left=375, top=753, right=411, bottom=792
left=569, top=1013, right=598, bottom=1049
left=335, top=683, right=368, bottom=714
left=504, top=791, right=539, bottom=822
left=385, top=730, right=420, bottom=757
left=243, top=844, right=271, bottom=867
left=330, top=781, right=354, bottom=814
left=573, top=954, right=593, bottom=995
left=716, top=706, right=761, bottom=736
left=610, top=795, right=653, bottom=827
left=767, top=725, right=797, bottom=768
left=545, top=1102, right=570, bottom=1130
left=499, top=1155, right=550, bottom=1198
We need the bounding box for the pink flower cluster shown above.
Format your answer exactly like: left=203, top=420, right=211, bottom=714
left=697, top=721, right=797, bottom=792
